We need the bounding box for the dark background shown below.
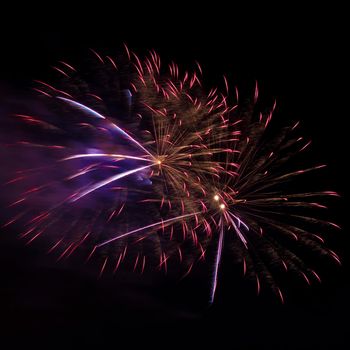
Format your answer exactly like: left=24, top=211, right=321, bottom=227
left=0, top=6, right=348, bottom=348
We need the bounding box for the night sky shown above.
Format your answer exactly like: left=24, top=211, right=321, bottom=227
left=0, top=7, right=348, bottom=348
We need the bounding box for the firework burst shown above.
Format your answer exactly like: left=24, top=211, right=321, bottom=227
left=1, top=46, right=340, bottom=303
left=203, top=98, right=341, bottom=302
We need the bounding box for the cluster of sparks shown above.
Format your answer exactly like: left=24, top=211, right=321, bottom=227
left=1, top=45, right=341, bottom=304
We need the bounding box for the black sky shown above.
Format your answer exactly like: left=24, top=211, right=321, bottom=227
left=0, top=6, right=348, bottom=349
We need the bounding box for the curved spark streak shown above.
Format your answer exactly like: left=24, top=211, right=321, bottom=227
left=227, top=212, right=248, bottom=248
left=57, top=97, right=106, bottom=119
left=62, top=153, right=153, bottom=163
left=96, top=212, right=200, bottom=248
left=109, top=122, right=154, bottom=158
left=58, top=97, right=154, bottom=158
left=70, top=164, right=153, bottom=202
left=210, top=220, right=224, bottom=304
left=230, top=213, right=249, bottom=231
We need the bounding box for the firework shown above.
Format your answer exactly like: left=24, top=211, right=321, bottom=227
left=204, top=99, right=341, bottom=302
left=1, top=46, right=340, bottom=303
